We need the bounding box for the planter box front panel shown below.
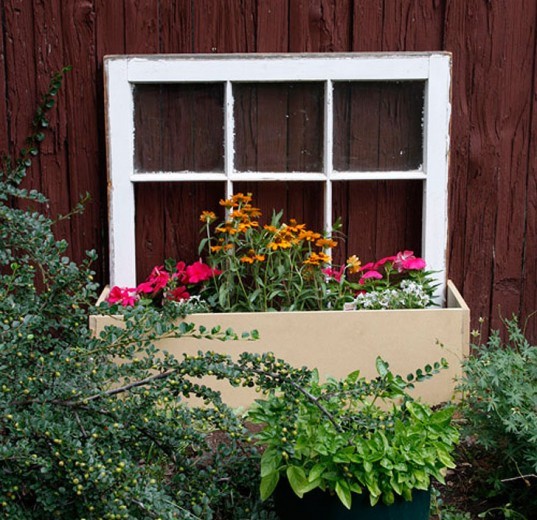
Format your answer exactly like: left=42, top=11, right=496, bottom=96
left=90, top=281, right=469, bottom=407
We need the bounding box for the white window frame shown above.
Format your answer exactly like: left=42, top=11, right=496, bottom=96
left=104, top=53, right=451, bottom=303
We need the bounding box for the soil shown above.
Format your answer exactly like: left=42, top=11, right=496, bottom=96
left=430, top=436, right=535, bottom=519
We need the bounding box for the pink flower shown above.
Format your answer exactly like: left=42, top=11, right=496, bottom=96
left=359, top=270, right=383, bottom=285
left=373, top=255, right=396, bottom=270
left=173, top=261, right=188, bottom=284
left=393, top=251, right=426, bottom=272
left=402, top=257, right=426, bottom=270
left=186, top=260, right=220, bottom=284
left=166, top=285, right=190, bottom=302
left=360, top=262, right=375, bottom=271
left=322, top=265, right=345, bottom=283
left=136, top=266, right=170, bottom=295
left=107, top=286, right=139, bottom=307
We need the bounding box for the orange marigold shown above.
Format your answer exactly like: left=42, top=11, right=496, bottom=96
left=200, top=211, right=217, bottom=223
left=298, top=230, right=322, bottom=242
left=316, top=237, right=338, bottom=248
left=346, top=255, right=362, bottom=274
left=242, top=205, right=262, bottom=218
left=303, top=252, right=331, bottom=266
left=231, top=192, right=253, bottom=204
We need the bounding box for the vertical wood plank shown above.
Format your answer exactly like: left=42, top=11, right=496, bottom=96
left=445, top=0, right=535, bottom=335
left=59, top=1, right=103, bottom=267
left=256, top=0, right=289, bottom=52
left=3, top=0, right=39, bottom=189
left=289, top=0, right=351, bottom=52
left=193, top=0, right=256, bottom=53
left=381, top=0, right=445, bottom=51
left=523, top=50, right=537, bottom=340
left=487, top=0, right=536, bottom=332
left=124, top=0, right=159, bottom=52
left=159, top=0, right=193, bottom=53
left=32, top=0, right=73, bottom=256
left=0, top=0, right=9, bottom=154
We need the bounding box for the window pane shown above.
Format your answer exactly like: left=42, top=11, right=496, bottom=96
left=333, top=82, right=424, bottom=171
left=233, top=182, right=324, bottom=231
left=331, top=180, right=422, bottom=266
left=134, top=84, right=224, bottom=172
left=234, top=83, right=324, bottom=172
left=135, top=182, right=225, bottom=282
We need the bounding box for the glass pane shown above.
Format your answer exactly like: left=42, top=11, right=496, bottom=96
left=135, top=182, right=225, bottom=282
left=331, top=180, right=422, bottom=266
left=232, top=182, right=324, bottom=231
left=333, top=82, right=424, bottom=171
left=134, top=84, right=224, bottom=172
left=234, top=82, right=324, bottom=172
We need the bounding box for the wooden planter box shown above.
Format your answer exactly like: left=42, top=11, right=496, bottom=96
left=90, top=281, right=469, bottom=407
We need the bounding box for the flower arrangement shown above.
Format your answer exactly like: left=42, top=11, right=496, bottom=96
left=107, top=194, right=437, bottom=312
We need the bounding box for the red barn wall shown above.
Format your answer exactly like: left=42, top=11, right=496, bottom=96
left=1, top=0, right=536, bottom=341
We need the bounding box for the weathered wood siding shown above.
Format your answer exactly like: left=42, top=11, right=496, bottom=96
left=1, top=0, right=536, bottom=341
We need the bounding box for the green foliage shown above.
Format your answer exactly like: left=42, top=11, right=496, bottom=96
left=0, top=71, right=277, bottom=519
left=199, top=194, right=436, bottom=312
left=458, top=318, right=537, bottom=517
left=200, top=194, right=346, bottom=311
left=247, top=357, right=459, bottom=509
left=430, top=487, right=472, bottom=520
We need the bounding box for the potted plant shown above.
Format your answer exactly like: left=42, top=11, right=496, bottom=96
left=246, top=357, right=459, bottom=519
left=91, top=194, right=470, bottom=407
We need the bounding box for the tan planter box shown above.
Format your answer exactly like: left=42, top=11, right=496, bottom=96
left=90, top=280, right=469, bottom=408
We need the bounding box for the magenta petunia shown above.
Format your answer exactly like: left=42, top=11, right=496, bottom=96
left=402, top=257, right=426, bottom=270
left=393, top=250, right=426, bottom=272
left=166, top=285, right=190, bottom=302
left=173, top=261, right=189, bottom=284
left=186, top=260, right=221, bottom=284
left=107, top=286, right=139, bottom=307
left=373, top=255, right=396, bottom=270
left=359, top=270, right=383, bottom=284
left=322, top=265, right=345, bottom=283
left=136, top=266, right=170, bottom=295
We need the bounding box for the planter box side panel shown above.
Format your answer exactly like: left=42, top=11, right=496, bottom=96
left=90, top=282, right=469, bottom=408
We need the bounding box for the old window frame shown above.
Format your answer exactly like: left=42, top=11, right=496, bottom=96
left=104, top=53, right=451, bottom=302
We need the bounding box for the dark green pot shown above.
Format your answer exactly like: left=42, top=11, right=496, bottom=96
left=273, top=482, right=431, bottom=520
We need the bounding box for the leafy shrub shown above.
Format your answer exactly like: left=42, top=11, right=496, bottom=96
left=248, top=358, right=458, bottom=509
left=457, top=319, right=537, bottom=517
left=0, top=70, right=277, bottom=519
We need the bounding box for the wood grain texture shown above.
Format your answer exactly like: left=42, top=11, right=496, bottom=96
left=445, top=0, right=536, bottom=336
left=1, top=0, right=536, bottom=341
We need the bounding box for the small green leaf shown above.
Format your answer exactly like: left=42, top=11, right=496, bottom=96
left=286, top=466, right=308, bottom=498
left=335, top=480, right=352, bottom=509
left=260, top=472, right=279, bottom=501
left=375, top=357, right=389, bottom=378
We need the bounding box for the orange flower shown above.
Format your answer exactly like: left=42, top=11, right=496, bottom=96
left=268, top=237, right=292, bottom=250
left=219, top=198, right=237, bottom=208
left=210, top=245, right=223, bottom=252
left=230, top=209, right=247, bottom=220
left=237, top=222, right=252, bottom=233
left=231, top=192, right=253, bottom=204
left=298, top=230, right=322, bottom=242
left=243, top=205, right=262, bottom=218
left=316, top=237, right=338, bottom=248
left=240, top=249, right=265, bottom=264
left=285, top=219, right=306, bottom=233
left=264, top=225, right=279, bottom=233
left=215, top=222, right=238, bottom=235
left=346, top=255, right=362, bottom=274
left=200, top=211, right=217, bottom=223
left=303, top=252, right=331, bottom=266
